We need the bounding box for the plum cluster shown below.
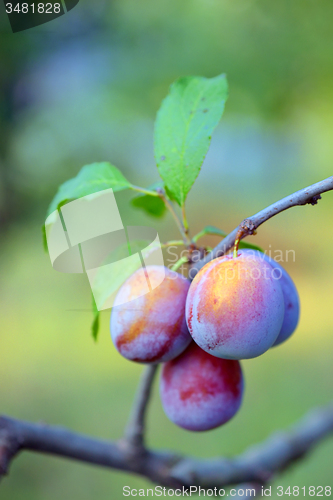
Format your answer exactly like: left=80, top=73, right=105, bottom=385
left=110, top=250, right=299, bottom=432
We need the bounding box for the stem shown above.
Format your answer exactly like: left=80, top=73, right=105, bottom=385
left=130, top=185, right=160, bottom=197
left=157, top=189, right=191, bottom=245
left=123, top=365, right=158, bottom=450
left=162, top=240, right=184, bottom=247
left=181, top=203, right=189, bottom=235
left=164, top=199, right=188, bottom=244
left=192, top=230, right=206, bottom=243
left=233, top=230, right=243, bottom=259
left=133, top=185, right=191, bottom=245
left=233, top=240, right=239, bottom=259
left=171, top=256, right=189, bottom=272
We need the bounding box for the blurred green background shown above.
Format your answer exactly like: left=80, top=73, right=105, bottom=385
left=0, top=1, right=333, bottom=498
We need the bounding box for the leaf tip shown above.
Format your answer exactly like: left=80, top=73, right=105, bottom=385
left=91, top=294, right=100, bottom=342
left=91, top=312, right=100, bottom=342
left=42, top=225, right=48, bottom=253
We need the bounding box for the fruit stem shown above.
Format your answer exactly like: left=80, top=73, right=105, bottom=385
left=233, top=230, right=243, bottom=258
left=233, top=240, right=239, bottom=258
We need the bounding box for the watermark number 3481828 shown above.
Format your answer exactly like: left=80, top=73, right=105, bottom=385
left=5, top=2, right=62, bottom=14
left=3, top=0, right=80, bottom=32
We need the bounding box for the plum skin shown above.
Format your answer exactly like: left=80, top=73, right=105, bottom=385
left=160, top=342, right=244, bottom=431
left=110, top=265, right=192, bottom=363
left=186, top=253, right=285, bottom=360
left=239, top=249, right=300, bottom=346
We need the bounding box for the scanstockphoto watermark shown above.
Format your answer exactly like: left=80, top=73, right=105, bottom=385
left=3, top=0, right=80, bottom=33
left=122, top=486, right=258, bottom=497
left=122, top=485, right=332, bottom=497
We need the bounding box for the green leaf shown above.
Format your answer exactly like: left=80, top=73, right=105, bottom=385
left=131, top=195, right=166, bottom=217
left=131, top=182, right=166, bottom=218
left=47, top=162, right=132, bottom=217
left=91, top=294, right=100, bottom=342
left=154, top=74, right=228, bottom=206
left=203, top=225, right=227, bottom=236
left=239, top=241, right=265, bottom=253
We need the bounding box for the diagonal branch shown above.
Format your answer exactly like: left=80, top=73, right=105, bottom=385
left=0, top=403, right=332, bottom=489
left=191, top=175, right=333, bottom=277
left=169, top=403, right=333, bottom=487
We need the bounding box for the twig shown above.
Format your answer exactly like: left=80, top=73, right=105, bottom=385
left=123, top=365, right=158, bottom=451
left=181, top=203, right=190, bottom=236
left=0, top=403, right=332, bottom=488
left=171, top=256, right=189, bottom=272
left=156, top=189, right=191, bottom=245
left=130, top=185, right=160, bottom=197
left=191, top=175, right=333, bottom=277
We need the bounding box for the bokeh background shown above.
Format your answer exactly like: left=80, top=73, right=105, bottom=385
left=1, top=1, right=333, bottom=499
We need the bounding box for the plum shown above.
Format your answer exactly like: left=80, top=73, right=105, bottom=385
left=185, top=253, right=284, bottom=359
left=160, top=342, right=244, bottom=431
left=110, top=265, right=192, bottom=363
left=238, top=249, right=300, bottom=346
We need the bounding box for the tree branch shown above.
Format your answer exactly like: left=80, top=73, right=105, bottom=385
left=191, top=176, right=333, bottom=277
left=169, top=403, right=333, bottom=487
left=123, top=364, right=158, bottom=451
left=0, top=415, right=181, bottom=487
left=0, top=403, right=332, bottom=489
